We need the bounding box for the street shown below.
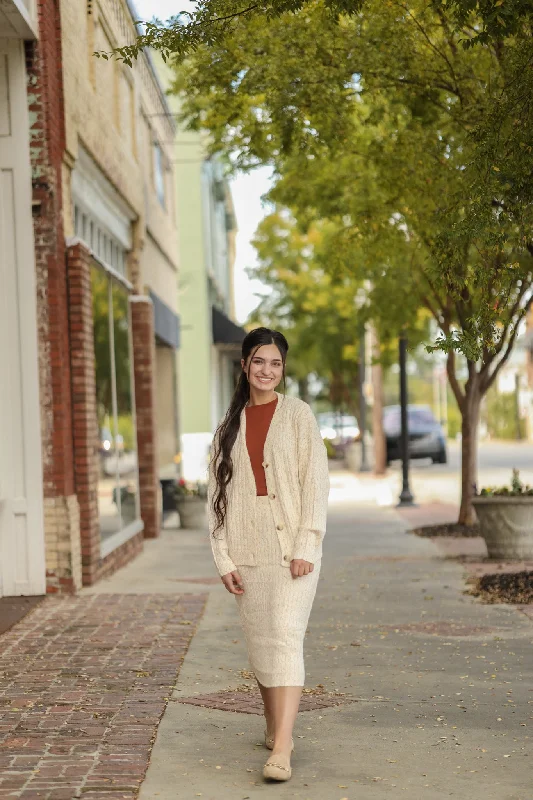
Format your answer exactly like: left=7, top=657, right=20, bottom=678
left=372, top=440, right=533, bottom=509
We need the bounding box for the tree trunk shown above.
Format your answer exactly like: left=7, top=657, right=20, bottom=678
left=458, top=384, right=481, bottom=526
left=329, top=371, right=360, bottom=424
left=371, top=328, right=387, bottom=475
left=298, top=376, right=310, bottom=404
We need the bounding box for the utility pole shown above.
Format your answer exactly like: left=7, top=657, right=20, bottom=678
left=515, top=373, right=522, bottom=440
left=398, top=333, right=415, bottom=506
left=359, top=324, right=370, bottom=472
left=371, top=326, right=386, bottom=475
left=433, top=364, right=441, bottom=425
left=441, top=366, right=448, bottom=437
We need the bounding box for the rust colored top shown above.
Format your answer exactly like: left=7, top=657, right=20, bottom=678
left=245, top=397, right=278, bottom=496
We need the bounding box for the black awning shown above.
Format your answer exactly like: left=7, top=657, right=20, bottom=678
left=150, top=291, right=180, bottom=349
left=212, top=306, right=246, bottom=346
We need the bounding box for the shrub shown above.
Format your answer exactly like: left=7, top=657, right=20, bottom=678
left=478, top=469, right=533, bottom=497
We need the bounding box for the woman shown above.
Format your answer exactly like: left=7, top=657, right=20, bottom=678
left=208, top=327, right=329, bottom=782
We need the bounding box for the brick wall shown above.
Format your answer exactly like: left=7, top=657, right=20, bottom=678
left=131, top=297, right=161, bottom=539
left=66, top=242, right=101, bottom=586
left=44, top=496, right=81, bottom=594
left=26, top=0, right=83, bottom=593
left=26, top=2, right=73, bottom=499
left=99, top=531, right=144, bottom=582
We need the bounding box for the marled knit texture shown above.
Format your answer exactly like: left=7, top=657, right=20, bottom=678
left=208, top=393, right=330, bottom=577
left=235, top=497, right=321, bottom=686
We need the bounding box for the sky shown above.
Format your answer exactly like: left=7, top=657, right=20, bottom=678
left=133, top=0, right=271, bottom=324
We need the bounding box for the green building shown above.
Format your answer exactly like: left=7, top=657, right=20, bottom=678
left=155, top=56, right=245, bottom=481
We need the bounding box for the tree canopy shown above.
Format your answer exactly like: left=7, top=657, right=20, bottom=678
left=171, top=0, right=532, bottom=350
left=103, top=0, right=533, bottom=64
left=249, top=210, right=429, bottom=415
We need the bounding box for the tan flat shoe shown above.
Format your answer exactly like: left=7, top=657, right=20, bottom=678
left=264, top=731, right=294, bottom=751
left=263, top=757, right=292, bottom=782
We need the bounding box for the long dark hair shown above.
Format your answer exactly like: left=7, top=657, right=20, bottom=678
left=211, top=327, right=289, bottom=533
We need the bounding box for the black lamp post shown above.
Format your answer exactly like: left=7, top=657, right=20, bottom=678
left=398, top=333, right=415, bottom=506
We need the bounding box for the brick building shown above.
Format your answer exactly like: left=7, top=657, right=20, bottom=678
left=0, top=0, right=181, bottom=597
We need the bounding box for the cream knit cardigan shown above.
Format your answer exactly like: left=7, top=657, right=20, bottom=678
left=208, top=393, right=330, bottom=577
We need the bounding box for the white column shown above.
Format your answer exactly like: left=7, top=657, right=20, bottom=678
left=0, top=39, right=45, bottom=596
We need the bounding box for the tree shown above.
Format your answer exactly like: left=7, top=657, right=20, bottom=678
left=166, top=0, right=533, bottom=523
left=434, top=1, right=533, bottom=46
left=249, top=211, right=365, bottom=419
left=103, top=0, right=533, bottom=62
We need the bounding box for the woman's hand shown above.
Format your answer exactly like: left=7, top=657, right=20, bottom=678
left=290, top=559, right=314, bottom=578
left=221, top=570, right=244, bottom=594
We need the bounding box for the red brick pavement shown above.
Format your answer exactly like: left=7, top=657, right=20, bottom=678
left=0, top=593, right=206, bottom=799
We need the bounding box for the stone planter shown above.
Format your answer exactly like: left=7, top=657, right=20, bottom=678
left=472, top=496, right=533, bottom=559
left=176, top=496, right=207, bottom=530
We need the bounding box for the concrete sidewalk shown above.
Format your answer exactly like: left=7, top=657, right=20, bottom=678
left=91, top=470, right=532, bottom=800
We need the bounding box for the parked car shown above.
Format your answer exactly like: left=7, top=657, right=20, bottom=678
left=317, top=412, right=360, bottom=458
left=383, top=405, right=447, bottom=465
left=99, top=427, right=124, bottom=456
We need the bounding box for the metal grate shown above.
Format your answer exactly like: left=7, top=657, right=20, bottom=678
left=177, top=687, right=355, bottom=715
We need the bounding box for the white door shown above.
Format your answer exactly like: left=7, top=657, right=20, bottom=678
left=0, top=38, right=45, bottom=596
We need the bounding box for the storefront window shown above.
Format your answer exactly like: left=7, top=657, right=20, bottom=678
left=91, top=265, right=139, bottom=541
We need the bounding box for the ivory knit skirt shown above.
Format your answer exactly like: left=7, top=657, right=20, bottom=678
left=234, top=496, right=321, bottom=687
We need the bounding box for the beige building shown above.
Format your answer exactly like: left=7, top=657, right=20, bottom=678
left=56, top=0, right=181, bottom=585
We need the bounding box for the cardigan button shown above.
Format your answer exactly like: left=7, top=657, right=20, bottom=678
left=270, top=493, right=276, bottom=500
left=263, top=462, right=269, bottom=468
left=284, top=554, right=290, bottom=562
left=276, top=524, right=284, bottom=531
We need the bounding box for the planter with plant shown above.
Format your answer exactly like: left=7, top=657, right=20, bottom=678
left=175, top=479, right=208, bottom=529
left=473, top=470, right=533, bottom=559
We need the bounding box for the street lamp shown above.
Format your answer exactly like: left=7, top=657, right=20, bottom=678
left=398, top=333, right=415, bottom=506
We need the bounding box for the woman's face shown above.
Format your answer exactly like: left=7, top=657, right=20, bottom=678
left=242, top=343, right=284, bottom=394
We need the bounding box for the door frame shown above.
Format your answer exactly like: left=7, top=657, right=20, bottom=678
left=0, top=38, right=46, bottom=596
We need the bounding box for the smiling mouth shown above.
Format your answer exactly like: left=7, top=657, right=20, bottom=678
left=257, top=377, right=273, bottom=383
